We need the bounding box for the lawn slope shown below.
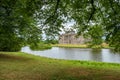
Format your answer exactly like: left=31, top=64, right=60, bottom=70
left=0, top=52, right=120, bottom=80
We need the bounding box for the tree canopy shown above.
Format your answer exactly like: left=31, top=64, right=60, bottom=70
left=0, top=0, right=120, bottom=51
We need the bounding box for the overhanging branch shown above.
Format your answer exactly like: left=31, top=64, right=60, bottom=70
left=44, top=0, right=60, bottom=25
left=87, top=0, right=96, bottom=23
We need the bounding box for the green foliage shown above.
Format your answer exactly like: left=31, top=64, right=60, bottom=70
left=107, top=30, right=120, bottom=52
left=44, top=39, right=58, bottom=44
left=0, top=0, right=42, bottom=51
left=30, top=42, right=52, bottom=50
left=84, top=25, right=104, bottom=48
left=0, top=35, right=22, bottom=51
left=0, top=0, right=120, bottom=51
left=70, top=0, right=120, bottom=51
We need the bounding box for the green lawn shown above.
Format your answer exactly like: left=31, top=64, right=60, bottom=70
left=0, top=52, right=120, bottom=80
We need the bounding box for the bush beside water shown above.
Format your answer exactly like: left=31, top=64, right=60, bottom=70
left=30, top=42, right=52, bottom=50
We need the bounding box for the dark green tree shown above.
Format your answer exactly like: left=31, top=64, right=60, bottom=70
left=0, top=0, right=120, bottom=52
left=0, top=0, right=42, bottom=51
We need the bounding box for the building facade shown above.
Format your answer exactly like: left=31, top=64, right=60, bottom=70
left=59, top=31, right=89, bottom=44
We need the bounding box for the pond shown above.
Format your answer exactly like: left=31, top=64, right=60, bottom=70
left=21, top=46, right=120, bottom=63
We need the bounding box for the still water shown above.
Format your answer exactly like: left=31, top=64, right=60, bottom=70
left=21, top=46, right=120, bottom=63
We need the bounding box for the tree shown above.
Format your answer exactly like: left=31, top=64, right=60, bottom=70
left=0, top=0, right=120, bottom=52
left=84, top=25, right=104, bottom=46
left=44, top=39, right=58, bottom=44
left=0, top=0, right=42, bottom=51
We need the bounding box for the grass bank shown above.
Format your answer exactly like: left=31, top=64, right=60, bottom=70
left=52, top=44, right=88, bottom=48
left=53, top=43, right=110, bottom=49
left=0, top=52, right=120, bottom=80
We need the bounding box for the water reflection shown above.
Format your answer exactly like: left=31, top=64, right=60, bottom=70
left=90, top=49, right=103, bottom=61
left=21, top=47, right=120, bottom=63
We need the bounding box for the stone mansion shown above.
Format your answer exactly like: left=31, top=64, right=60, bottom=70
left=59, top=31, right=90, bottom=44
